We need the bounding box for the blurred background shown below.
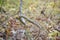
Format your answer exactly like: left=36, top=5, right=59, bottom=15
left=0, top=0, right=60, bottom=40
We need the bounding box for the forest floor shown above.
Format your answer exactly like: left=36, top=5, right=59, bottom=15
left=0, top=0, right=60, bottom=40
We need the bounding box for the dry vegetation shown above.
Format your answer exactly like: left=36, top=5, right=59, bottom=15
left=0, top=0, right=60, bottom=40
